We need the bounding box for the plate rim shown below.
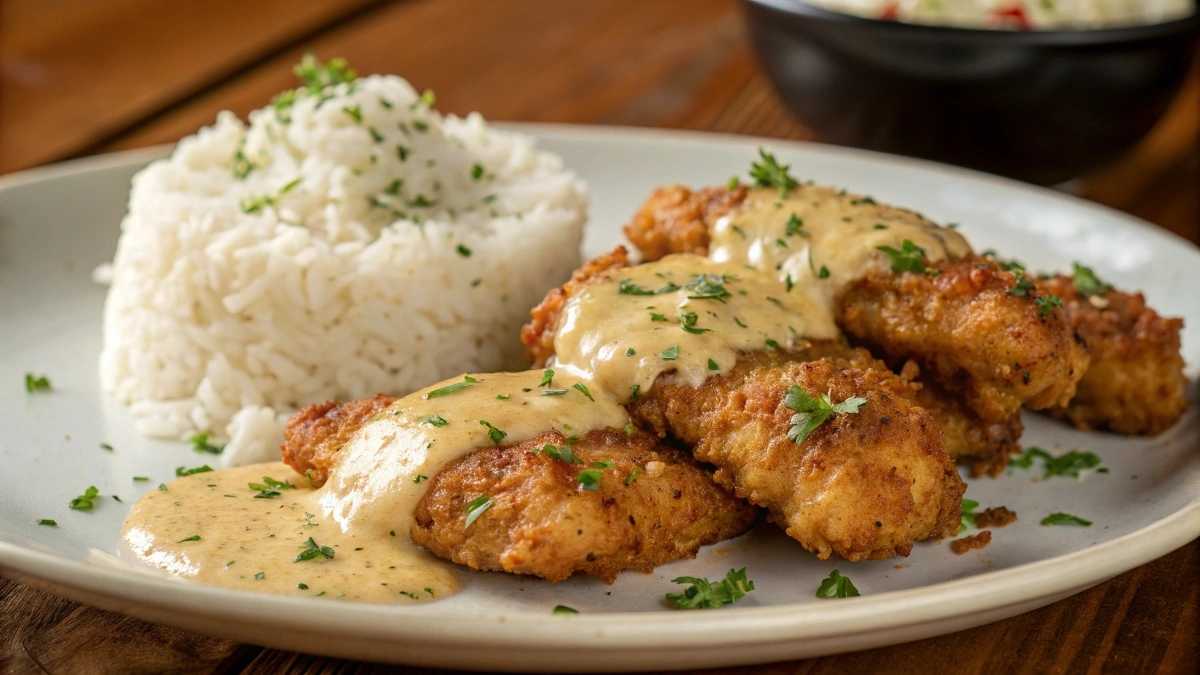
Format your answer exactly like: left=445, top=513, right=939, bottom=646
left=1, top=124, right=1197, bottom=658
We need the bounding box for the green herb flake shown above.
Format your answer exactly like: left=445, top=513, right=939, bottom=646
left=573, top=382, right=595, bottom=401
left=426, top=376, right=477, bottom=399
left=189, top=434, right=224, bottom=455
left=37, top=519, right=57, bottom=526
left=624, top=422, right=635, bottom=437
left=685, top=273, right=732, bottom=302
left=68, top=485, right=100, bottom=511
left=1010, top=447, right=1107, bottom=479
left=1041, top=512, right=1092, bottom=527
left=133, top=476, right=150, bottom=482
left=660, top=345, right=680, bottom=361
left=1072, top=262, right=1111, bottom=298
left=456, top=243, right=472, bottom=258
left=877, top=239, right=928, bottom=274
left=178, top=535, right=201, bottom=543
left=342, top=105, right=363, bottom=123
left=1036, top=294, right=1064, bottom=316
left=815, top=569, right=860, bottom=598
left=255, top=572, right=265, bottom=580
left=298, top=583, right=309, bottom=590
left=650, top=312, right=668, bottom=322
left=629, top=384, right=641, bottom=402
left=541, top=389, right=569, bottom=396
left=626, top=348, right=636, bottom=356
left=679, top=310, right=711, bottom=334
left=471, top=163, right=485, bottom=180
left=784, top=386, right=867, bottom=444
left=818, top=265, right=830, bottom=279
left=24, top=373, right=51, bottom=393
left=539, top=368, right=555, bottom=388
left=419, top=414, right=449, bottom=427
left=479, top=420, right=507, bottom=446
left=748, top=149, right=798, bottom=199
left=960, top=498, right=980, bottom=530
left=175, top=465, right=214, bottom=477
left=295, top=536, right=335, bottom=562
left=576, top=468, right=603, bottom=491
left=553, top=605, right=579, bottom=614
left=464, top=495, right=493, bottom=528
left=707, top=358, right=720, bottom=371
left=625, top=468, right=644, bottom=485
left=666, top=568, right=755, bottom=609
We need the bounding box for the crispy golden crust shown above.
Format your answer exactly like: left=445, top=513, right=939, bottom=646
left=622, top=184, right=746, bottom=261
left=975, top=507, right=1018, bottom=529
left=281, top=394, right=396, bottom=487
left=412, top=428, right=757, bottom=583
left=837, top=256, right=1089, bottom=423
left=1037, top=276, right=1188, bottom=435
left=282, top=402, right=756, bottom=583
left=629, top=347, right=964, bottom=561
left=897, top=360, right=1023, bottom=477
left=522, top=246, right=631, bottom=367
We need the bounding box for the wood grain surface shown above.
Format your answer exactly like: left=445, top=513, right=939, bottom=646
left=1, top=0, right=1197, bottom=673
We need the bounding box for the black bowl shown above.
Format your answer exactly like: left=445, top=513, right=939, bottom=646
left=742, top=0, right=1200, bottom=184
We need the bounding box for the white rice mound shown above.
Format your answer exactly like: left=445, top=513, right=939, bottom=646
left=98, top=71, right=587, bottom=466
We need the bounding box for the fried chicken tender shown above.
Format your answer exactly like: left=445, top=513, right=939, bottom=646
left=1037, top=275, right=1188, bottom=435
left=521, top=246, right=630, bottom=367
left=897, top=360, right=1023, bottom=477
left=412, top=428, right=757, bottom=582
left=282, top=401, right=756, bottom=582
left=837, top=256, right=1089, bottom=423
left=623, top=184, right=747, bottom=261
left=628, top=347, right=964, bottom=561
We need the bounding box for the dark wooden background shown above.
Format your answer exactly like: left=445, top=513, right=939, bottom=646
left=2, top=0, right=1197, bottom=673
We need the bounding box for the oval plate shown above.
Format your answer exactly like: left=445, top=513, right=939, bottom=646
left=0, top=125, right=1197, bottom=672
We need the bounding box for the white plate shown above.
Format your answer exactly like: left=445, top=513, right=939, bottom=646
left=1, top=125, right=1197, bottom=672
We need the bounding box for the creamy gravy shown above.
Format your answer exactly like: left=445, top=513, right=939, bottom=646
left=710, top=186, right=972, bottom=303
left=123, top=462, right=460, bottom=603
left=551, top=255, right=840, bottom=399
left=124, top=370, right=629, bottom=603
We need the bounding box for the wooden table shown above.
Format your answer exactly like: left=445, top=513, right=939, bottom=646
left=2, top=1, right=1197, bottom=672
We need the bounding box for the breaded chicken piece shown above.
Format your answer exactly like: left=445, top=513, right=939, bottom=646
left=623, top=184, right=747, bottom=261
left=412, top=428, right=757, bottom=582
left=628, top=348, right=964, bottom=561
left=898, top=360, right=1023, bottom=477
left=282, top=402, right=756, bottom=582
left=1037, top=274, right=1188, bottom=435
left=837, top=256, right=1089, bottom=423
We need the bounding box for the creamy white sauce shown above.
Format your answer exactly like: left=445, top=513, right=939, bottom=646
left=802, top=0, right=1194, bottom=30
left=709, top=186, right=971, bottom=305
left=125, top=370, right=629, bottom=603
left=551, top=255, right=841, bottom=400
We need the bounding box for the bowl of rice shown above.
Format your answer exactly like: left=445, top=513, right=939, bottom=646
left=742, top=0, right=1200, bottom=184
left=96, top=56, right=588, bottom=465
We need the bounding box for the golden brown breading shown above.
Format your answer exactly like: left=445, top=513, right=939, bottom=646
left=628, top=348, right=964, bottom=561
left=837, top=256, right=1089, bottom=423
left=281, top=393, right=395, bottom=487
left=975, top=507, right=1018, bottom=529
left=282, top=402, right=756, bottom=583
left=897, top=360, right=1023, bottom=477
left=950, top=531, right=991, bottom=554
left=412, top=428, right=757, bottom=583
left=1037, top=275, right=1188, bottom=435
left=622, top=184, right=746, bottom=261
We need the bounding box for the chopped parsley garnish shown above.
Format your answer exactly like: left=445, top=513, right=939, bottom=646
left=629, top=384, right=641, bottom=402
left=553, top=605, right=579, bottom=614
left=685, top=274, right=732, bottom=302
left=419, top=414, right=449, bottom=427
left=625, top=469, right=644, bottom=485
left=576, top=469, right=603, bottom=491
left=100, top=443, right=114, bottom=452
left=1033, top=293, right=1063, bottom=317
left=748, top=148, right=798, bottom=199
left=158, top=484, right=167, bottom=492
left=239, top=194, right=276, bottom=214
left=175, top=465, right=213, bottom=477
left=960, top=498, right=979, bottom=530
left=426, top=375, right=477, bottom=399
left=765, top=338, right=781, bottom=350
left=464, top=495, right=493, bottom=528
left=679, top=311, right=711, bottom=334
left=618, top=278, right=657, bottom=295
left=413, top=474, right=428, bottom=484
left=342, top=105, right=363, bottom=123
left=178, top=535, right=201, bottom=543
left=297, top=583, right=309, bottom=590
left=784, top=386, right=867, bottom=444
left=369, top=127, right=385, bottom=143
left=249, top=476, right=294, bottom=499
left=456, top=244, right=472, bottom=258
left=68, top=486, right=100, bottom=511
left=294, top=53, right=356, bottom=95
left=1010, top=447, right=1107, bottom=478
left=37, top=519, right=57, bottom=526
left=660, top=345, right=680, bottom=361
left=624, top=422, right=635, bottom=437
left=541, top=389, right=569, bottom=396
left=708, top=358, right=720, bottom=371
left=471, top=163, right=485, bottom=180
left=189, top=434, right=224, bottom=455
left=539, top=368, right=555, bottom=387
left=1008, top=269, right=1037, bottom=298
left=479, top=420, right=507, bottom=446
left=818, top=265, right=830, bottom=279
left=776, top=238, right=788, bottom=249
left=1041, top=513, right=1092, bottom=527
left=877, top=239, right=928, bottom=274
left=626, top=348, right=636, bottom=356
left=24, top=373, right=51, bottom=393
left=666, top=568, right=755, bottom=609
left=1072, top=262, right=1111, bottom=298
left=785, top=213, right=808, bottom=237
left=573, top=382, right=595, bottom=401
left=133, top=476, right=150, bottom=482
left=496, top=394, right=510, bottom=400
left=232, top=148, right=256, bottom=179
left=815, top=569, right=860, bottom=598
left=727, top=176, right=740, bottom=190
left=255, top=572, right=265, bottom=580
left=295, top=537, right=335, bottom=562
left=650, top=312, right=668, bottom=322
left=418, top=89, right=436, bottom=108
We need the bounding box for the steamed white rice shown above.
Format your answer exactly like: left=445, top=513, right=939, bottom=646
left=98, top=63, right=587, bottom=465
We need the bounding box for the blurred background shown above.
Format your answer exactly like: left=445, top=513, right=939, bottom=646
left=1, top=0, right=1196, bottom=241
